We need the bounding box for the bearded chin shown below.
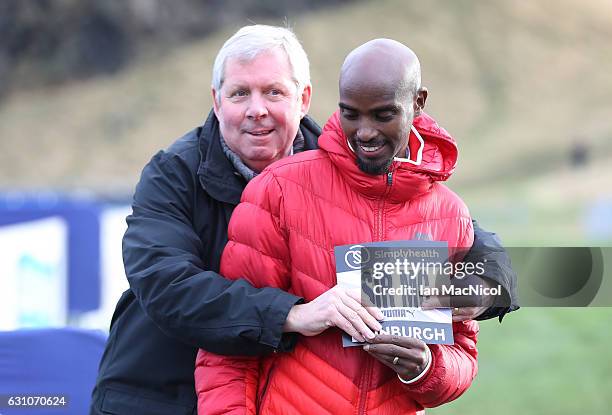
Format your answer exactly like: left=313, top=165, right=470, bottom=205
left=356, top=156, right=393, bottom=175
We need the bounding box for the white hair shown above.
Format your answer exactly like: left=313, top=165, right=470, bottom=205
left=211, top=25, right=310, bottom=103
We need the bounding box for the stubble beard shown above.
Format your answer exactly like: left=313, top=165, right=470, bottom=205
left=356, top=156, right=393, bottom=175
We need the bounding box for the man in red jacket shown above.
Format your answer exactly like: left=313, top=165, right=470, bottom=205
left=196, top=39, right=479, bottom=414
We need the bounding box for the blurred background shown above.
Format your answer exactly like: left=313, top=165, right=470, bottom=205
left=0, top=0, right=611, bottom=414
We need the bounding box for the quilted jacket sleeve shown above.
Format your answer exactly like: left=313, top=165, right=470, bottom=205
left=196, top=171, right=291, bottom=415
left=404, top=320, right=479, bottom=408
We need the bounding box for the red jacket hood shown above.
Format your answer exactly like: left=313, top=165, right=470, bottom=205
left=318, top=111, right=458, bottom=202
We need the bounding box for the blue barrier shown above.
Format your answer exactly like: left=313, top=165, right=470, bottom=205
left=0, top=328, right=107, bottom=415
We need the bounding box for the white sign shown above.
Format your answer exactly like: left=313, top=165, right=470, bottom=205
left=0, top=217, right=68, bottom=329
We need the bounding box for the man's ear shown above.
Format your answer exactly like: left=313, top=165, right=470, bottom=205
left=414, top=87, right=428, bottom=116
left=299, top=84, right=312, bottom=118
left=212, top=87, right=221, bottom=118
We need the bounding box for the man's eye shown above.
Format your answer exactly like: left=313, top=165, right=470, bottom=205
left=341, top=110, right=358, bottom=120
left=230, top=90, right=248, bottom=98
left=269, top=89, right=283, bottom=96
left=376, top=112, right=394, bottom=121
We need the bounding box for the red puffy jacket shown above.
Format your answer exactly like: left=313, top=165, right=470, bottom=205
left=195, top=112, right=478, bottom=414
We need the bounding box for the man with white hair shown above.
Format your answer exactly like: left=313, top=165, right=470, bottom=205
left=90, top=25, right=517, bottom=415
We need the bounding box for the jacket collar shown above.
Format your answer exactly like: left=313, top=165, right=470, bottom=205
left=197, top=109, right=321, bottom=205
left=318, top=111, right=458, bottom=203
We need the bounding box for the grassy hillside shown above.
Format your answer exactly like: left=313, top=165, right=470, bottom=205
left=2, top=0, right=610, bottom=192
left=2, top=0, right=611, bottom=244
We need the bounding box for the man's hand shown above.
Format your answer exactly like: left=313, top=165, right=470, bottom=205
left=363, top=334, right=430, bottom=381
left=421, top=274, right=496, bottom=322
left=449, top=305, right=489, bottom=322
left=283, top=285, right=383, bottom=342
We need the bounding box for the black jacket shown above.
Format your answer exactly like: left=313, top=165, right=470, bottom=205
left=91, top=111, right=518, bottom=415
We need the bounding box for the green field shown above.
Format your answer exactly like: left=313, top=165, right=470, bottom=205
left=430, top=308, right=612, bottom=414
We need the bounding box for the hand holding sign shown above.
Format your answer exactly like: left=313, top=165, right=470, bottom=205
left=284, top=285, right=383, bottom=342
left=363, top=334, right=430, bottom=382
left=421, top=274, right=498, bottom=321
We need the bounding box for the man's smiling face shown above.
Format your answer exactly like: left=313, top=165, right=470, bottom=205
left=339, top=82, right=414, bottom=175
left=213, top=47, right=311, bottom=173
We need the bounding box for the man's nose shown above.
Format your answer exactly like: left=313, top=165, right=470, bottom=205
left=355, top=125, right=378, bottom=142
left=245, top=94, right=268, bottom=120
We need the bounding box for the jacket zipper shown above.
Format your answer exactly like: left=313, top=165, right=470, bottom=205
left=377, top=170, right=394, bottom=241
left=257, top=360, right=277, bottom=412
left=356, top=358, right=373, bottom=414
left=356, top=170, right=394, bottom=414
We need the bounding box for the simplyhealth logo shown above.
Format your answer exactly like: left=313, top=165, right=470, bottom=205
left=344, top=245, right=371, bottom=270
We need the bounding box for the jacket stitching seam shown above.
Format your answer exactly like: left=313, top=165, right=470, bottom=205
left=284, top=353, right=354, bottom=404
left=275, top=360, right=351, bottom=411
left=393, top=215, right=472, bottom=230
left=269, top=168, right=370, bottom=228
left=282, top=224, right=334, bottom=258
left=229, top=240, right=287, bottom=263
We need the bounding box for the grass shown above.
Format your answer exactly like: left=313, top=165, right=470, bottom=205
left=430, top=308, right=612, bottom=415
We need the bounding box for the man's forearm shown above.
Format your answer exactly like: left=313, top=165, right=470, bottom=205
left=128, top=260, right=302, bottom=354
